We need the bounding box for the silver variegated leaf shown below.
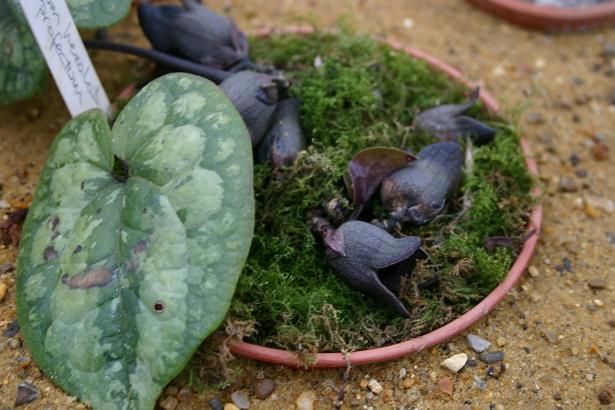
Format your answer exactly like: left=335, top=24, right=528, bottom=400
left=17, top=73, right=254, bottom=409
left=0, top=1, right=47, bottom=106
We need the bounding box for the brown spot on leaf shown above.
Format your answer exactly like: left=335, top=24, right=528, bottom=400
left=153, top=300, right=165, bottom=312
left=50, top=215, right=59, bottom=231
left=73, top=245, right=82, bottom=254
left=61, top=267, right=115, bottom=289
left=43, top=246, right=58, bottom=261
left=132, top=240, right=148, bottom=256
left=125, top=259, right=138, bottom=273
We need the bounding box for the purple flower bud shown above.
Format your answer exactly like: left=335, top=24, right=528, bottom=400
left=416, top=88, right=496, bottom=144
left=313, top=218, right=421, bottom=317
left=220, top=71, right=280, bottom=146
left=138, top=0, right=248, bottom=70
left=381, top=141, right=463, bottom=225
left=256, top=98, right=306, bottom=167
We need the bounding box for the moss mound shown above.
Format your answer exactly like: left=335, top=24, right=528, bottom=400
left=228, top=31, right=533, bottom=352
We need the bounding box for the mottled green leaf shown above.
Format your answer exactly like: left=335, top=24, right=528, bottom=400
left=66, top=0, right=131, bottom=29
left=8, top=0, right=131, bottom=29
left=0, top=1, right=47, bottom=105
left=17, top=73, right=254, bottom=410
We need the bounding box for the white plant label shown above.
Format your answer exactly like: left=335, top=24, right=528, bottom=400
left=17, top=0, right=112, bottom=118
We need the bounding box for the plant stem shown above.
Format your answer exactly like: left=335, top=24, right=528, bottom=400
left=84, top=40, right=231, bottom=83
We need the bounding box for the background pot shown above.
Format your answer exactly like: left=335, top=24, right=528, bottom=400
left=226, top=27, right=544, bottom=369
left=465, top=0, right=615, bottom=31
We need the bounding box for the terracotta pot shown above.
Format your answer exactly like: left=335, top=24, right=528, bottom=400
left=466, top=0, right=615, bottom=31
left=226, top=27, right=544, bottom=369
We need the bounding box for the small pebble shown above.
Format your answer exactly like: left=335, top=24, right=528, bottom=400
left=224, top=404, right=240, bottom=410
left=534, top=58, right=546, bottom=69
left=14, top=382, right=39, bottom=407
left=399, top=367, right=407, bottom=379
left=496, top=337, right=506, bottom=347
left=439, top=377, right=453, bottom=396
left=587, top=373, right=595, bottom=382
left=177, top=387, right=191, bottom=402
left=602, top=44, right=615, bottom=57
left=159, top=396, right=178, bottom=410
left=253, top=378, right=275, bottom=400
left=165, top=386, right=179, bottom=397
left=402, top=378, right=414, bottom=389
left=368, top=379, right=383, bottom=394
left=467, top=334, right=491, bottom=353
left=602, top=44, right=615, bottom=58
left=487, top=363, right=506, bottom=379
left=559, top=177, right=578, bottom=192
left=8, top=338, right=21, bottom=349
left=0, top=199, right=9, bottom=208
left=0, top=282, right=8, bottom=302
left=208, top=397, right=224, bottom=410
left=403, top=18, right=414, bottom=29
left=479, top=351, right=504, bottom=364
left=16, top=356, right=31, bottom=368
left=608, top=320, right=615, bottom=328
left=546, top=332, right=559, bottom=345
left=598, top=388, right=613, bottom=404
left=528, top=266, right=540, bottom=277
left=440, top=353, right=468, bottom=373
left=0, top=262, right=14, bottom=274
left=359, top=379, right=369, bottom=389
left=296, top=390, right=317, bottom=410
left=474, top=375, right=487, bottom=389
left=588, top=278, right=607, bottom=290
left=30, top=367, right=42, bottom=379
left=3, top=319, right=19, bottom=337
left=585, top=204, right=601, bottom=218
left=467, top=359, right=478, bottom=367
left=569, top=153, right=581, bottom=166
left=231, top=390, right=250, bottom=409
left=526, top=112, right=545, bottom=124
left=593, top=141, right=609, bottom=161
left=366, top=392, right=374, bottom=400
left=585, top=195, right=614, bottom=213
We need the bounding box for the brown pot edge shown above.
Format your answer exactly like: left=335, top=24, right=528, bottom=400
left=465, top=0, right=615, bottom=31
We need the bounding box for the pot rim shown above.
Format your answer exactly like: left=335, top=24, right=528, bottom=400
left=228, top=26, right=543, bottom=368
left=465, top=0, right=615, bottom=31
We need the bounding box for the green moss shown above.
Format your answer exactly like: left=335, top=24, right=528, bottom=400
left=228, top=32, right=534, bottom=352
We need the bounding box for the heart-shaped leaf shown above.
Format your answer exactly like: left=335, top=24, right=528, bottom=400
left=0, top=2, right=47, bottom=106
left=347, top=147, right=416, bottom=207
left=16, top=73, right=254, bottom=409
left=9, top=0, right=131, bottom=29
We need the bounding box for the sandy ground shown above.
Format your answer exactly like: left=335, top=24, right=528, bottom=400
left=2, top=1, right=615, bottom=409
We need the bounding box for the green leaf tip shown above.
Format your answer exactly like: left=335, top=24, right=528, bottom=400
left=16, top=73, right=255, bottom=410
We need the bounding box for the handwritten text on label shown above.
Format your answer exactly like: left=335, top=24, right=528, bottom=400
left=18, top=0, right=111, bottom=118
